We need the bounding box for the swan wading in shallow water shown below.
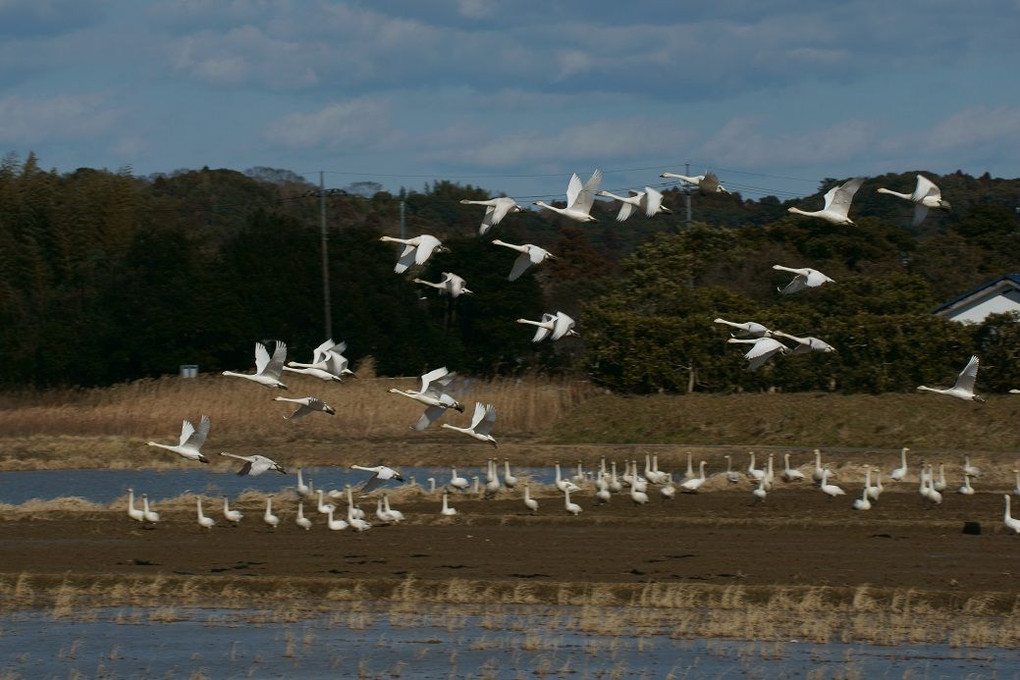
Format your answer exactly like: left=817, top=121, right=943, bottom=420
left=876, top=174, right=951, bottom=226
left=534, top=169, right=602, bottom=222
left=459, top=196, right=524, bottom=235
left=220, top=452, right=287, bottom=476
left=916, top=355, right=985, bottom=403
left=222, top=341, right=288, bottom=389
left=379, top=234, right=449, bottom=273
left=787, top=177, right=864, bottom=225
left=147, top=415, right=212, bottom=464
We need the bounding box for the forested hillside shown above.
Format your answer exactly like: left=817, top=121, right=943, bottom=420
left=1, top=151, right=1017, bottom=392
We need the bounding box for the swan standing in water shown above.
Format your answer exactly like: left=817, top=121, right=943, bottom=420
left=787, top=177, right=864, bottom=225
left=413, top=272, right=473, bottom=298
left=441, top=402, right=498, bottom=447
left=147, top=415, right=212, bottom=464
left=917, top=355, right=985, bottom=403
left=876, top=174, right=951, bottom=226
left=379, top=234, right=449, bottom=273
left=263, top=497, right=280, bottom=529
left=295, top=502, right=312, bottom=530
left=714, top=318, right=772, bottom=339
left=350, top=464, right=404, bottom=492
left=1004, top=495, right=1020, bottom=534
left=660, top=171, right=730, bottom=194
left=127, top=489, right=145, bottom=522
left=389, top=366, right=465, bottom=431
left=222, top=341, right=288, bottom=389
left=196, top=498, right=215, bottom=529
left=491, top=239, right=557, bottom=281
left=273, top=396, right=336, bottom=420
left=890, top=447, right=910, bottom=481
left=459, top=196, right=524, bottom=235
left=727, top=337, right=790, bottom=371
left=220, top=452, right=287, bottom=476
left=773, top=265, right=835, bottom=295
left=517, top=311, right=578, bottom=342
left=223, top=497, right=243, bottom=524
left=440, top=491, right=457, bottom=516
left=534, top=169, right=602, bottom=222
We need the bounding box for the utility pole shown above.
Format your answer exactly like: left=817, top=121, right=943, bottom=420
left=684, top=161, right=693, bottom=229
left=319, top=171, right=332, bottom=339
left=399, top=199, right=406, bottom=239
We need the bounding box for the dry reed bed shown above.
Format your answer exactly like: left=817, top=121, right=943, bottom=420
left=1, top=573, right=1016, bottom=647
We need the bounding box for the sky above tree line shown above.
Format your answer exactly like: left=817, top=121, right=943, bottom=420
left=2, top=0, right=1018, bottom=203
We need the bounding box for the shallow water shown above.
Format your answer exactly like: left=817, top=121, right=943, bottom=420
left=0, top=605, right=1016, bottom=680
left=0, top=466, right=561, bottom=505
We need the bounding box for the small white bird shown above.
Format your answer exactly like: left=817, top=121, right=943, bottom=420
left=274, top=396, right=336, bottom=420
left=222, top=341, right=288, bottom=389
left=389, top=366, right=465, bottom=430
left=379, top=234, right=449, bottom=273
left=713, top=318, right=771, bottom=338
left=295, top=501, right=312, bottom=530
left=440, top=491, right=458, bottom=516
left=263, top=497, right=280, bottom=529
left=223, top=496, right=243, bottom=524
left=460, top=196, right=524, bottom=235
left=413, top=272, right=473, bottom=298
left=916, top=355, right=985, bottom=403
left=491, top=239, right=557, bottom=281
left=787, top=177, right=864, bottom=225
left=876, top=174, right=951, bottom=226
left=220, top=452, right=287, bottom=476
left=727, top=337, right=790, bottom=371
left=563, top=487, right=582, bottom=516
left=350, top=464, right=404, bottom=492
left=516, top=311, right=578, bottom=342
left=196, top=497, right=215, bottom=529
left=768, top=330, right=836, bottom=354
left=773, top=265, right=835, bottom=295
left=660, top=171, right=730, bottom=194
left=534, top=169, right=603, bottom=222
left=441, top=402, right=498, bottom=447
left=147, top=415, right=212, bottom=464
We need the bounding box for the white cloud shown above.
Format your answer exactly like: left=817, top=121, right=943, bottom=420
left=0, top=93, right=120, bottom=143
left=701, top=116, right=878, bottom=167
left=456, top=0, right=495, bottom=19
left=262, top=99, right=400, bottom=150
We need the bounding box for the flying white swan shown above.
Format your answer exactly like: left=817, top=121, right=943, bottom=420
left=916, top=355, right=985, bottom=403
left=772, top=265, right=835, bottom=295
left=597, top=187, right=671, bottom=221
left=273, top=396, right=337, bottom=420
left=491, top=239, right=557, bottom=281
left=890, top=447, right=910, bottom=481
left=263, top=497, right=280, bottom=529
left=413, top=272, right=473, bottom=298
left=876, top=175, right=951, bottom=226
left=679, top=461, right=707, bottom=493
left=459, top=196, right=524, bottom=235
left=220, top=452, right=287, bottom=476
left=441, top=402, right=498, bottom=447
left=222, top=341, right=288, bottom=389
left=440, top=491, right=457, bottom=516
left=379, top=234, right=449, bottom=273
left=127, top=489, right=145, bottom=522
left=196, top=497, right=215, bottom=529
left=223, top=496, right=243, bottom=524
left=534, top=169, right=603, bottom=222
left=713, top=318, right=771, bottom=338
left=142, top=494, right=160, bottom=523
left=284, top=338, right=354, bottom=381
left=389, top=366, right=465, bottom=430
left=1004, top=495, right=1020, bottom=534
left=768, top=330, right=836, bottom=354
left=661, top=171, right=730, bottom=194
left=1011, top=389, right=1020, bottom=394
left=147, top=415, right=212, bottom=464
left=727, top=337, right=790, bottom=371
left=282, top=364, right=343, bottom=382
left=787, top=177, right=864, bottom=225
left=350, top=464, right=404, bottom=492
left=516, top=311, right=578, bottom=342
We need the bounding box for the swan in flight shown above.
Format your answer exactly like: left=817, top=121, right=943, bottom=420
left=597, top=187, right=671, bottom=221
left=916, top=355, right=985, bottom=403
left=389, top=366, right=465, bottom=430
left=285, top=338, right=354, bottom=381
left=379, top=234, right=449, bottom=273
left=517, top=311, right=578, bottom=342
left=787, top=177, right=864, bottom=225
left=876, top=175, right=951, bottom=226
left=534, top=169, right=602, bottom=222
left=460, top=196, right=524, bottom=235
left=263, top=497, right=280, bottom=529
left=147, top=415, right=212, bottom=464
left=220, top=452, right=287, bottom=476
left=274, top=396, right=337, bottom=420
left=223, top=496, right=243, bottom=524
left=773, top=265, right=834, bottom=295
left=222, top=341, right=288, bottom=389
left=127, top=489, right=146, bottom=522
left=491, top=239, right=557, bottom=281
left=727, top=337, right=790, bottom=371
left=713, top=318, right=771, bottom=338
left=1005, top=495, right=1020, bottom=534
left=769, top=330, right=836, bottom=354
left=661, top=171, right=730, bottom=194
left=441, top=402, right=498, bottom=447
left=413, top=272, right=473, bottom=298
left=196, top=497, right=215, bottom=529
left=350, top=464, right=404, bottom=492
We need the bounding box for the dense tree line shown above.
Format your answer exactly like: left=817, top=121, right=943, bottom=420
left=0, top=151, right=1017, bottom=392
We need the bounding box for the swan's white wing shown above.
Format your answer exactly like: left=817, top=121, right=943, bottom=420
left=564, top=173, right=583, bottom=208
left=468, top=401, right=487, bottom=430
left=473, top=403, right=497, bottom=436
left=264, top=342, right=287, bottom=379
left=528, top=246, right=550, bottom=265
left=911, top=204, right=929, bottom=227
left=551, top=313, right=575, bottom=341
left=778, top=275, right=808, bottom=295
left=570, top=169, right=602, bottom=214
left=414, top=404, right=447, bottom=431
left=953, top=355, right=980, bottom=393
left=419, top=366, right=450, bottom=393
left=826, top=177, right=864, bottom=216
left=190, top=414, right=211, bottom=449
left=490, top=198, right=516, bottom=225
left=744, top=338, right=786, bottom=361
left=508, top=252, right=533, bottom=281
left=311, top=338, right=337, bottom=365
left=415, top=235, right=442, bottom=265
left=531, top=313, right=555, bottom=342
left=286, top=404, right=315, bottom=420
left=912, top=175, right=941, bottom=202
left=247, top=457, right=274, bottom=476
left=804, top=269, right=833, bottom=287
left=478, top=205, right=497, bottom=234
left=642, top=188, right=664, bottom=216
left=700, top=173, right=719, bottom=192
left=615, top=201, right=637, bottom=221
left=395, top=243, right=417, bottom=273
left=254, top=342, right=271, bottom=375
left=178, top=419, right=196, bottom=447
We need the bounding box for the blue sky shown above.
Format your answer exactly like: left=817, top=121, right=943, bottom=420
left=2, top=0, right=1018, bottom=202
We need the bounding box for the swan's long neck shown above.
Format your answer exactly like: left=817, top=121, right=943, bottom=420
left=877, top=187, right=912, bottom=200
left=787, top=207, right=814, bottom=217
